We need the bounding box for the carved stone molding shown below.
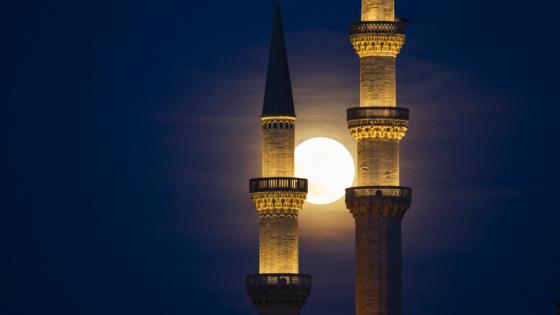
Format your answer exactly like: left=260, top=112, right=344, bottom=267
left=349, top=120, right=408, bottom=140
left=347, top=107, right=409, bottom=140
left=251, top=191, right=307, bottom=217
left=346, top=186, right=412, bottom=218
left=347, top=199, right=410, bottom=218
left=351, top=33, right=405, bottom=57
left=261, top=116, right=296, bottom=129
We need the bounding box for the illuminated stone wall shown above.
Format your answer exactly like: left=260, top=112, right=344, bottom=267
left=355, top=214, right=402, bottom=315
left=259, top=118, right=299, bottom=274
left=259, top=214, right=299, bottom=274
left=357, top=139, right=399, bottom=186
left=362, top=0, right=395, bottom=22
left=360, top=56, right=396, bottom=107
left=262, top=121, right=295, bottom=177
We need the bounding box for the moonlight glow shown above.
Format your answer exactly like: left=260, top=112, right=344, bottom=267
left=295, top=137, right=355, bottom=205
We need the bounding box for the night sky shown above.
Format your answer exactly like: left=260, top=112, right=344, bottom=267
left=5, top=0, right=560, bottom=314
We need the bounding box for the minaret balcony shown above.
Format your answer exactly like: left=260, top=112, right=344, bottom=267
left=348, top=106, right=409, bottom=120
left=250, top=178, right=308, bottom=214
left=346, top=186, right=412, bottom=217
left=349, top=20, right=407, bottom=57
left=247, top=273, right=312, bottom=306
left=347, top=107, right=409, bottom=140
left=349, top=19, right=407, bottom=36
left=250, top=177, right=308, bottom=194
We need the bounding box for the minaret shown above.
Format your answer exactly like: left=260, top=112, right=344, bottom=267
left=246, top=3, right=311, bottom=315
left=344, top=0, right=411, bottom=314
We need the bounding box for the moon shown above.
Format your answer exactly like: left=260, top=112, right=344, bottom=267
left=295, top=137, right=355, bottom=205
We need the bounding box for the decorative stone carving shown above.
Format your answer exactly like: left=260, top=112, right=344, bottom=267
left=251, top=191, right=307, bottom=216
left=262, top=116, right=296, bottom=129
left=349, top=21, right=407, bottom=57
left=351, top=33, right=405, bottom=57
left=346, top=186, right=412, bottom=218
left=347, top=107, right=409, bottom=140
left=349, top=120, right=408, bottom=140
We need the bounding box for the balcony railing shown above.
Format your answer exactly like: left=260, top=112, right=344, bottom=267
left=246, top=274, right=312, bottom=304
left=350, top=20, right=406, bottom=35
left=347, top=107, right=409, bottom=121
left=250, top=177, right=308, bottom=194
left=247, top=274, right=312, bottom=290
left=346, top=186, right=412, bottom=202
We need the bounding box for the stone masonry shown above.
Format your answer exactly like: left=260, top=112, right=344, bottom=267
left=360, top=57, right=396, bottom=107
left=345, top=0, right=411, bottom=314
left=362, top=0, right=395, bottom=22
left=262, top=117, right=295, bottom=178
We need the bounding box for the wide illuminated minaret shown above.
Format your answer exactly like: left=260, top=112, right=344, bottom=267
left=344, top=0, right=411, bottom=314
left=246, top=3, right=311, bottom=315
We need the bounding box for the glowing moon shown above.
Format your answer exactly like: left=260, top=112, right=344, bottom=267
left=295, top=137, right=355, bottom=205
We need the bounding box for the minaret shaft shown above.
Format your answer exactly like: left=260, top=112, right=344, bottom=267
left=262, top=124, right=295, bottom=178
left=355, top=214, right=403, bottom=315
left=258, top=186, right=299, bottom=274
left=362, top=0, right=395, bottom=22
left=360, top=57, right=397, bottom=107
left=346, top=0, right=410, bottom=314
left=357, top=139, right=400, bottom=186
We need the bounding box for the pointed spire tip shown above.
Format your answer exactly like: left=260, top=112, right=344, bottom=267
left=262, top=0, right=295, bottom=117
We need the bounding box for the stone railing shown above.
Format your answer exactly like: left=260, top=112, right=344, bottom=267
left=247, top=273, right=312, bottom=306
left=346, top=186, right=412, bottom=201
left=350, top=20, right=406, bottom=35
left=347, top=106, right=409, bottom=121
left=346, top=186, right=412, bottom=216
left=247, top=273, right=312, bottom=288
left=347, top=107, right=409, bottom=140
left=250, top=177, right=308, bottom=194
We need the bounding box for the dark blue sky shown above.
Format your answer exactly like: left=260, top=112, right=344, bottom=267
left=5, top=0, right=560, bottom=314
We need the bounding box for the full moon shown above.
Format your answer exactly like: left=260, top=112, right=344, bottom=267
left=295, top=137, right=355, bottom=205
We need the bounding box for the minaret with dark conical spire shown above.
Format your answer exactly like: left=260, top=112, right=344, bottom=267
left=246, top=3, right=311, bottom=315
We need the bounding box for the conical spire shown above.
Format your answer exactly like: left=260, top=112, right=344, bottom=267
left=262, top=2, right=295, bottom=117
